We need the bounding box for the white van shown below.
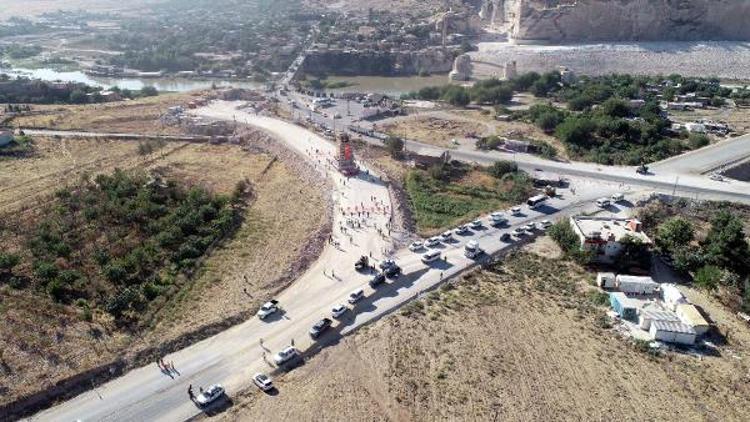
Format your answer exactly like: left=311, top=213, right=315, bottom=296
left=596, top=198, right=611, bottom=208
left=347, top=288, right=364, bottom=304
left=464, top=241, right=482, bottom=259
left=421, top=250, right=441, bottom=264
left=611, top=192, right=625, bottom=202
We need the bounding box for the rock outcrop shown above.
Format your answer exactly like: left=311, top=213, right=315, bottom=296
left=509, top=0, right=750, bottom=43
left=449, top=54, right=472, bottom=81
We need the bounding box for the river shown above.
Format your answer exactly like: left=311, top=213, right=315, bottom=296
left=0, top=66, right=262, bottom=92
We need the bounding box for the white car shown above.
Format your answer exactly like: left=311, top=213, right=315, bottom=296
left=332, top=304, right=348, bottom=318
left=709, top=173, right=723, bottom=181
left=538, top=220, right=552, bottom=230
left=510, top=206, right=522, bottom=216
left=256, top=300, right=279, bottom=320
left=490, top=212, right=507, bottom=226
left=470, top=220, right=483, bottom=229
left=253, top=373, right=273, bottom=391
left=348, top=288, right=365, bottom=304
left=425, top=236, right=441, bottom=247
left=421, top=250, right=441, bottom=264
left=195, top=384, right=224, bottom=406
left=440, top=230, right=454, bottom=241
left=454, top=225, right=469, bottom=235
left=595, top=198, right=611, bottom=208
left=273, top=346, right=299, bottom=365
left=523, top=223, right=536, bottom=233
left=512, top=228, right=526, bottom=237
left=409, top=241, right=424, bottom=251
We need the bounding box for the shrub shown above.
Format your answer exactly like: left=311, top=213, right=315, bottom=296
left=688, top=133, right=710, bottom=149
left=535, top=112, right=563, bottom=133
left=0, top=252, right=20, bottom=273
left=694, top=265, right=722, bottom=291
left=488, top=160, right=518, bottom=179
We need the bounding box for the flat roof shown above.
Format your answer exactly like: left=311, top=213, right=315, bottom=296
left=572, top=216, right=651, bottom=244
left=651, top=320, right=696, bottom=335
left=676, top=304, right=710, bottom=327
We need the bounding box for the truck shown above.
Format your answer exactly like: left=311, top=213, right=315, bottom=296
left=464, top=240, right=483, bottom=259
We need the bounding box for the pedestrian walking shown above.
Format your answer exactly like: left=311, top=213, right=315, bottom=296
left=291, top=338, right=295, bottom=347
left=440, top=272, right=443, bottom=280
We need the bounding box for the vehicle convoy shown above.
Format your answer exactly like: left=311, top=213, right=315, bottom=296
left=253, top=373, right=274, bottom=392
left=273, top=346, right=299, bottom=365
left=510, top=207, right=522, bottom=216
left=441, top=230, right=454, bottom=241
left=464, top=240, right=483, bottom=259
left=355, top=255, right=369, bottom=271
left=455, top=225, right=469, bottom=235
left=331, top=304, right=348, bottom=318
left=256, top=300, right=279, bottom=320
left=426, top=236, right=441, bottom=247
left=422, top=250, right=441, bottom=264
left=409, top=241, right=424, bottom=251
left=470, top=219, right=483, bottom=229
left=309, top=318, right=332, bottom=338
left=348, top=288, right=365, bottom=304
left=384, top=263, right=402, bottom=278
left=195, top=384, right=224, bottom=406
left=490, top=212, right=507, bottom=226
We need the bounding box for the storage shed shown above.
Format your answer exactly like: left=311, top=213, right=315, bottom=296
left=610, top=292, right=638, bottom=321
left=639, top=309, right=680, bottom=331
left=649, top=320, right=696, bottom=345
left=616, top=275, right=658, bottom=295
left=675, top=304, right=710, bottom=336
left=661, top=283, right=687, bottom=311
left=596, top=272, right=616, bottom=289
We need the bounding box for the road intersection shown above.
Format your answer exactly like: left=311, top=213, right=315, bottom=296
left=25, top=98, right=750, bottom=422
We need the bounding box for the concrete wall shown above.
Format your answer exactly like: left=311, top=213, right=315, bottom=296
left=510, top=0, right=750, bottom=43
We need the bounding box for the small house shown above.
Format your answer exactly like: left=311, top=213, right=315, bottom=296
left=649, top=320, right=696, bottom=345
left=596, top=272, right=616, bottom=289
left=610, top=292, right=638, bottom=321
left=661, top=284, right=687, bottom=311
left=675, top=304, right=710, bottom=336
left=639, top=309, right=680, bottom=331
left=616, top=275, right=658, bottom=295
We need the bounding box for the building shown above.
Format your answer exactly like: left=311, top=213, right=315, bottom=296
left=570, top=216, right=651, bottom=263
left=675, top=304, right=710, bottom=336
left=0, top=129, right=12, bottom=147
left=610, top=292, right=638, bottom=321
left=649, top=320, right=696, bottom=345
left=596, top=272, right=616, bottom=289
left=638, top=308, right=681, bottom=331
left=661, top=284, right=688, bottom=311
left=616, top=275, right=659, bottom=295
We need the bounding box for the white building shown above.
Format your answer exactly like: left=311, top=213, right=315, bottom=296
left=639, top=309, right=681, bottom=331
left=596, top=272, right=616, bottom=289
left=570, top=216, right=652, bottom=263
left=661, top=284, right=688, bottom=311
left=616, top=275, right=659, bottom=295
left=675, top=303, right=710, bottom=336
left=649, top=320, right=696, bottom=345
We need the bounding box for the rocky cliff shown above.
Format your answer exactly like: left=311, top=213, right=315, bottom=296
left=509, top=0, right=750, bottom=42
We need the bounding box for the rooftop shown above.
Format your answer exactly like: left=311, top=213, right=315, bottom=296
left=571, top=216, right=651, bottom=244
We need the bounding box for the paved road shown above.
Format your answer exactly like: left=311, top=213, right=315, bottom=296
left=27, top=102, right=624, bottom=422
left=650, top=132, right=750, bottom=175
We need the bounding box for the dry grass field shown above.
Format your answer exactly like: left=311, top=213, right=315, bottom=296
left=11, top=93, right=199, bottom=135
left=669, top=107, right=750, bottom=136
left=216, top=252, right=750, bottom=422
left=0, top=137, right=326, bottom=405
left=1, top=0, right=164, bottom=19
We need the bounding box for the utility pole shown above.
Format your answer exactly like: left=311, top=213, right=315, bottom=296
left=672, top=176, right=680, bottom=196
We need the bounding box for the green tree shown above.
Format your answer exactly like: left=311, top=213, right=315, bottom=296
left=688, top=133, right=709, bottom=149
left=69, top=89, right=88, bottom=104
left=555, top=117, right=596, bottom=147
left=441, top=86, right=470, bottom=107
left=702, top=211, right=750, bottom=275
left=535, top=111, right=562, bottom=133
left=615, top=235, right=651, bottom=270
left=656, top=217, right=695, bottom=253
left=141, top=86, right=159, bottom=97
left=384, top=136, right=404, bottom=159
left=694, top=265, right=722, bottom=291
left=0, top=252, right=20, bottom=273
left=488, top=160, right=518, bottom=179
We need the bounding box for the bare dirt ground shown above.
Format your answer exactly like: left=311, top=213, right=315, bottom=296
left=0, top=138, right=326, bottom=405
left=10, top=93, right=199, bottom=135
left=215, top=252, right=750, bottom=422
left=670, top=107, right=750, bottom=136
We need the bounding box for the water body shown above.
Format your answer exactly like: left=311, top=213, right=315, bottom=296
left=324, top=74, right=452, bottom=96
left=0, top=67, right=262, bottom=92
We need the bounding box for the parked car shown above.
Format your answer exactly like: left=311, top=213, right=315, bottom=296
left=512, top=228, right=526, bottom=237
left=454, top=225, right=469, bottom=235
left=348, top=288, right=365, bottom=304
left=440, top=230, right=454, bottom=241
left=331, top=304, right=348, bottom=318
left=538, top=220, right=552, bottom=230
left=379, top=259, right=396, bottom=270
left=611, top=192, right=625, bottom=202
left=256, top=300, right=279, bottom=320
left=354, top=255, right=369, bottom=271
left=421, top=250, right=441, bottom=264
left=195, top=384, right=224, bottom=406
left=500, top=232, right=512, bottom=242
left=253, top=373, right=273, bottom=392
left=425, top=236, right=441, bottom=247
left=523, top=223, right=536, bottom=233
left=369, top=272, right=386, bottom=287
left=470, top=220, right=483, bottom=229
left=384, top=264, right=401, bottom=278
left=464, top=240, right=482, bottom=259
left=510, top=206, right=522, bottom=216
left=596, top=198, right=611, bottom=208
left=709, top=173, right=724, bottom=181
left=273, top=346, right=299, bottom=365
left=309, top=318, right=333, bottom=338
left=490, top=212, right=507, bottom=226
left=409, top=241, right=424, bottom=252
